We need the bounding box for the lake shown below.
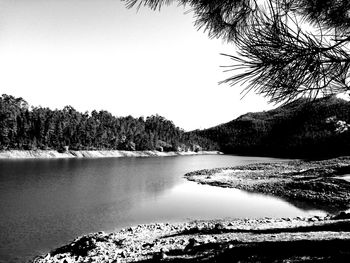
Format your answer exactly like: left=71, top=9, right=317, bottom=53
left=0, top=155, right=325, bottom=263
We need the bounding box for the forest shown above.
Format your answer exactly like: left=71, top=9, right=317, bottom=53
left=3, top=93, right=350, bottom=158
left=0, top=94, right=218, bottom=152
left=192, top=96, right=350, bottom=159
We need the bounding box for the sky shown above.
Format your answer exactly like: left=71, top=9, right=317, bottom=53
left=0, top=0, right=273, bottom=131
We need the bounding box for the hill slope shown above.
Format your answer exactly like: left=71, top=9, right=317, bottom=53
left=0, top=94, right=218, bottom=152
left=191, top=96, right=350, bottom=158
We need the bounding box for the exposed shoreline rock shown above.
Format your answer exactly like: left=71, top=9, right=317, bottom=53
left=185, top=156, right=350, bottom=212
left=32, top=214, right=350, bottom=263
left=0, top=150, right=222, bottom=159
left=31, top=157, right=350, bottom=262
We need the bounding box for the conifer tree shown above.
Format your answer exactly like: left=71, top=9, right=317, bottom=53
left=125, top=0, right=350, bottom=103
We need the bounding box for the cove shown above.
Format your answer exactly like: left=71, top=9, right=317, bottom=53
left=0, top=155, right=325, bottom=263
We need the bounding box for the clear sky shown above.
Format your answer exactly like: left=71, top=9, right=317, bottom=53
left=0, top=0, right=273, bottom=131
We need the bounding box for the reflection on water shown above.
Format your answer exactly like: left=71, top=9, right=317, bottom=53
left=129, top=181, right=325, bottom=223
left=0, top=155, right=325, bottom=263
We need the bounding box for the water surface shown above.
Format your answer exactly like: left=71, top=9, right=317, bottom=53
left=0, top=155, right=325, bottom=263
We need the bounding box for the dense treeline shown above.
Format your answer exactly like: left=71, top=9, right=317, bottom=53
left=192, top=96, right=350, bottom=159
left=0, top=94, right=218, bottom=151
left=5, top=93, right=348, bottom=158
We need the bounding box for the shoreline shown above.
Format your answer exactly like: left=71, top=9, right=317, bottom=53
left=0, top=150, right=222, bottom=159
left=30, top=156, right=350, bottom=262
left=32, top=213, right=350, bottom=263
left=185, top=156, right=350, bottom=212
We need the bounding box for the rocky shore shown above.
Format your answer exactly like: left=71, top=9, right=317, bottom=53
left=185, top=156, right=350, bottom=212
left=0, top=150, right=222, bottom=159
left=31, top=156, right=350, bottom=262
left=32, top=213, right=350, bottom=263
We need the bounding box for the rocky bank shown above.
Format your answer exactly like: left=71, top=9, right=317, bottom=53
left=185, top=156, right=350, bottom=212
left=32, top=213, right=350, bottom=263
left=31, top=156, right=350, bottom=262
left=0, top=150, right=222, bottom=159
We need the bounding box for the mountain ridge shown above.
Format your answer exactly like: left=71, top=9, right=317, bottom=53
left=191, top=95, right=350, bottom=158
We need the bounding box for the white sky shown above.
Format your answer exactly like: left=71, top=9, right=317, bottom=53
left=0, top=0, right=273, bottom=131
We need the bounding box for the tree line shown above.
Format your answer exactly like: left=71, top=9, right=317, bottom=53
left=0, top=94, right=218, bottom=152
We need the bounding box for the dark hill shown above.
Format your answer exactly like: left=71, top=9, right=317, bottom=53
left=191, top=96, right=350, bottom=159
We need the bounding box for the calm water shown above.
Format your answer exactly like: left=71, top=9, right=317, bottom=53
left=0, top=155, right=325, bottom=263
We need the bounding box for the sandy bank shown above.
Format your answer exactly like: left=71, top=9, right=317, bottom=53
left=32, top=213, right=350, bottom=263
left=0, top=150, right=222, bottom=159
left=185, top=156, right=350, bottom=212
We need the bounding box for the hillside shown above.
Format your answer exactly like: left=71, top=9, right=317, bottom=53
left=0, top=94, right=218, bottom=152
left=192, top=96, right=350, bottom=158
left=3, top=94, right=349, bottom=158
